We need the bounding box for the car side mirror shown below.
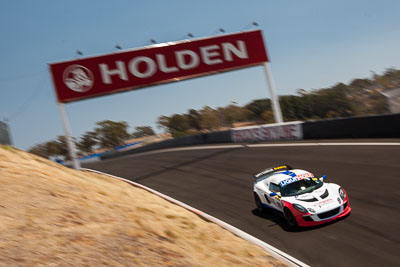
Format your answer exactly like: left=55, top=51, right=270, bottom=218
left=320, top=174, right=327, bottom=181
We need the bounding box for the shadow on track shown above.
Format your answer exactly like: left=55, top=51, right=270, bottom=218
left=130, top=147, right=244, bottom=183
left=251, top=208, right=351, bottom=232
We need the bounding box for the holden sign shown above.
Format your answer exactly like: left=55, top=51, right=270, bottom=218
left=49, top=30, right=283, bottom=170
left=49, top=30, right=269, bottom=103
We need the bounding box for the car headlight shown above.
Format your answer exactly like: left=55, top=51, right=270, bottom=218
left=339, top=187, right=346, bottom=200
left=293, top=204, right=308, bottom=213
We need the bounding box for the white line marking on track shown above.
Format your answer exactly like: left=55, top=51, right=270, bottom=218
left=247, top=142, right=400, bottom=147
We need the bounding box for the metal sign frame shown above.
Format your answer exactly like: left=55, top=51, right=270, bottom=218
left=49, top=30, right=283, bottom=169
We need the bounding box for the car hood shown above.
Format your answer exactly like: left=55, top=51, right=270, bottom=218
left=283, top=183, right=342, bottom=213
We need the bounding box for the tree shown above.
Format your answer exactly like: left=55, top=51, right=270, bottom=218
left=168, top=114, right=191, bottom=136
left=28, top=135, right=73, bottom=160
left=244, top=99, right=272, bottom=121
left=157, top=115, right=171, bottom=132
left=279, top=95, right=303, bottom=121
left=77, top=131, right=98, bottom=154
left=157, top=113, right=199, bottom=137
left=94, top=120, right=130, bottom=148
left=53, top=136, right=70, bottom=159
left=316, top=86, right=354, bottom=118
left=186, top=109, right=202, bottom=131
left=28, top=143, right=50, bottom=158
left=377, top=68, right=400, bottom=89
left=261, top=110, right=274, bottom=123
left=200, top=106, right=220, bottom=130
left=132, top=126, right=155, bottom=138
left=45, top=140, right=62, bottom=156
left=217, top=104, right=250, bottom=126
left=349, top=78, right=373, bottom=89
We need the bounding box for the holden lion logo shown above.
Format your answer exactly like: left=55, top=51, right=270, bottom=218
left=62, top=65, right=94, bottom=92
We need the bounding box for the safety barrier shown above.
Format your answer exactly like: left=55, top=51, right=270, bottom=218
left=101, top=114, right=400, bottom=159
left=302, top=113, right=400, bottom=139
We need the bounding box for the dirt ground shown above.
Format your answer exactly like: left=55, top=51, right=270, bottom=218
left=0, top=145, right=287, bottom=266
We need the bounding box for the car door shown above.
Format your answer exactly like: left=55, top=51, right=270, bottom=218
left=254, top=180, right=272, bottom=208
left=268, top=183, right=284, bottom=211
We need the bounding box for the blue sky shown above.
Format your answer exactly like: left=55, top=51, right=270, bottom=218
left=1, top=0, right=400, bottom=150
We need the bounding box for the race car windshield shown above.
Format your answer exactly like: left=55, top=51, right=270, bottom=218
left=280, top=178, right=323, bottom=197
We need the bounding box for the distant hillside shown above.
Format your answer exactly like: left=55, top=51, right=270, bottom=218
left=156, top=68, right=400, bottom=137
left=342, top=68, right=400, bottom=115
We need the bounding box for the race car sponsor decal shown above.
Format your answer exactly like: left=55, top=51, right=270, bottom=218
left=296, top=172, right=314, bottom=180
left=254, top=165, right=290, bottom=178
left=280, top=177, right=299, bottom=187
left=280, top=172, right=314, bottom=187
left=296, top=194, right=311, bottom=200
left=254, top=168, right=274, bottom=178
left=281, top=170, right=297, bottom=177
left=313, top=198, right=334, bottom=207
left=273, top=166, right=288, bottom=171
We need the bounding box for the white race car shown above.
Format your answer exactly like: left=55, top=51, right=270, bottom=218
left=253, top=165, right=351, bottom=227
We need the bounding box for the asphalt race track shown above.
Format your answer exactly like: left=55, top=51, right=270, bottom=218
left=84, top=141, right=400, bottom=267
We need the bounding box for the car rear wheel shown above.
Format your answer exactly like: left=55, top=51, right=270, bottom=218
left=254, top=192, right=265, bottom=212
left=284, top=208, right=297, bottom=228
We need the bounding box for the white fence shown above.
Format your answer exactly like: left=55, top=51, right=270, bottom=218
left=231, top=122, right=303, bottom=142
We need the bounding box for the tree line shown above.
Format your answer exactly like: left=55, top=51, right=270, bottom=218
left=158, top=68, right=399, bottom=136
left=29, top=68, right=399, bottom=159
left=29, top=121, right=155, bottom=160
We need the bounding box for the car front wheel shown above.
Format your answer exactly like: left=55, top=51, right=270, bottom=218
left=284, top=207, right=297, bottom=228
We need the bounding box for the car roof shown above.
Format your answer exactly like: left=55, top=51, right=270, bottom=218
left=269, top=169, right=312, bottom=185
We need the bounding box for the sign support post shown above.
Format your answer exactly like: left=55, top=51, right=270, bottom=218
left=49, top=30, right=282, bottom=165
left=263, top=62, right=283, bottom=123
left=57, top=102, right=81, bottom=169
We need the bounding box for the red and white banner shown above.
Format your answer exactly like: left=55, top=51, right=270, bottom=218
left=49, top=30, right=268, bottom=103
left=232, top=122, right=303, bottom=142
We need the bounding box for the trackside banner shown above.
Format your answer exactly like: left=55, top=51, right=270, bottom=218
left=49, top=30, right=268, bottom=103
left=231, top=122, right=303, bottom=142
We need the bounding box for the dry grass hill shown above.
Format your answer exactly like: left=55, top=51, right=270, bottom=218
left=0, top=145, right=287, bottom=266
